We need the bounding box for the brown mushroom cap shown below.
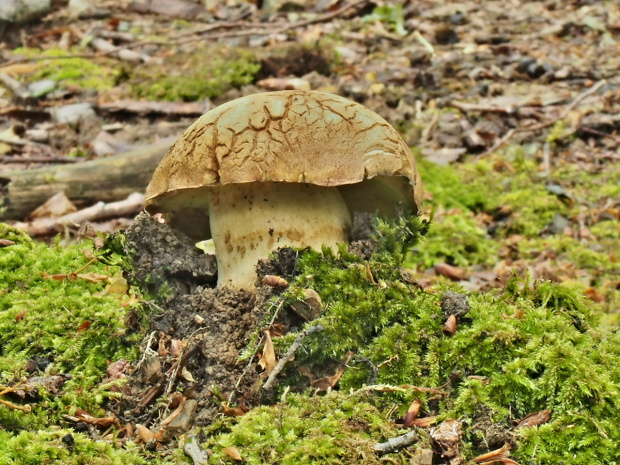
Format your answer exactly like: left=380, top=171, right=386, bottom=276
left=145, top=90, right=423, bottom=238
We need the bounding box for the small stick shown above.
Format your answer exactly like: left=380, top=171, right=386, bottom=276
left=374, top=430, right=420, bottom=454
left=474, top=79, right=607, bottom=159
left=4, top=0, right=371, bottom=64
left=515, top=79, right=607, bottom=133
left=235, top=297, right=286, bottom=389
left=262, top=324, right=324, bottom=391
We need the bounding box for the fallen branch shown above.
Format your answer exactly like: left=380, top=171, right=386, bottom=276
left=0, top=138, right=173, bottom=221
left=262, top=324, right=324, bottom=391
left=373, top=430, right=420, bottom=454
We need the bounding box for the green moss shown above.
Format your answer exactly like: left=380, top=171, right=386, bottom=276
left=229, top=217, right=620, bottom=464
left=0, top=224, right=143, bottom=451
left=130, top=46, right=260, bottom=101
left=0, top=430, right=151, bottom=465
left=413, top=149, right=619, bottom=316
left=10, top=48, right=117, bottom=90
left=206, top=392, right=398, bottom=465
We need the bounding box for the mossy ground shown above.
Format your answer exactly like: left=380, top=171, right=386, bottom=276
left=413, top=148, right=620, bottom=321
left=0, top=151, right=618, bottom=464
left=204, top=216, right=620, bottom=465
left=9, top=48, right=118, bottom=91
left=128, top=46, right=260, bottom=102
left=0, top=225, right=175, bottom=464
left=9, top=45, right=261, bottom=102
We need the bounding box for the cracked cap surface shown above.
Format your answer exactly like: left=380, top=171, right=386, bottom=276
left=145, top=90, right=423, bottom=213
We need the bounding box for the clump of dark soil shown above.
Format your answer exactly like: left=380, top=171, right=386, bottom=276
left=113, top=213, right=277, bottom=433
left=125, top=212, right=217, bottom=295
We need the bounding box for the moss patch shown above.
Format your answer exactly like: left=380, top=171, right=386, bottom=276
left=0, top=224, right=154, bottom=462
left=205, top=392, right=399, bottom=465
left=9, top=47, right=118, bottom=91
left=413, top=149, right=620, bottom=317
left=129, top=46, right=260, bottom=101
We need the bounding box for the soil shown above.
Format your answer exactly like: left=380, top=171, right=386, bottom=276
left=115, top=211, right=381, bottom=434
left=115, top=213, right=277, bottom=432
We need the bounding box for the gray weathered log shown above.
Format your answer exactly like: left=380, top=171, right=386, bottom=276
left=0, top=139, right=173, bottom=221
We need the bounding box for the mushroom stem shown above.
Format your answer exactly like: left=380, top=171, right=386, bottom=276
left=208, top=182, right=351, bottom=289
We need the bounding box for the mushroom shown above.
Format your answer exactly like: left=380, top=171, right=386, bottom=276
left=144, top=90, right=423, bottom=289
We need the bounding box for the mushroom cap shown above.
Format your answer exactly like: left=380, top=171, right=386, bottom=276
left=145, top=90, right=423, bottom=236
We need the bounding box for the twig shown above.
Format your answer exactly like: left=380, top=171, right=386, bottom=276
left=450, top=100, right=517, bottom=115
left=473, top=79, right=607, bottom=159
left=0, top=380, right=32, bottom=413
left=578, top=126, right=620, bottom=142
left=15, top=192, right=144, bottom=236
left=3, top=0, right=371, bottom=64
left=515, top=79, right=607, bottom=133
left=262, top=324, right=325, bottom=391
left=374, top=430, right=420, bottom=454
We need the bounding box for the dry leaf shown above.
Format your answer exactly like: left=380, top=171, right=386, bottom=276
left=76, top=272, right=110, bottom=283
left=515, top=409, right=552, bottom=428
left=136, top=424, right=155, bottom=441
left=435, top=263, right=467, bottom=281
left=28, top=192, right=76, bottom=219
left=311, top=351, right=354, bottom=391
left=258, top=330, right=277, bottom=375
left=77, top=321, right=91, bottom=332
left=102, top=277, right=129, bottom=295
left=160, top=396, right=186, bottom=427
left=221, top=402, right=246, bottom=417
left=443, top=314, right=457, bottom=335
left=180, top=366, right=195, bottom=383
left=410, top=416, right=437, bottom=428
left=262, top=274, right=289, bottom=287
left=222, top=446, right=243, bottom=461
left=170, top=339, right=185, bottom=358
left=403, top=399, right=422, bottom=427
left=472, top=443, right=512, bottom=463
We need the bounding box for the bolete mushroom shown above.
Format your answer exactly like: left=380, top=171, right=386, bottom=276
left=144, top=90, right=423, bottom=289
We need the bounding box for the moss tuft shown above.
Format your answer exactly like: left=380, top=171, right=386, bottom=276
left=10, top=47, right=117, bottom=90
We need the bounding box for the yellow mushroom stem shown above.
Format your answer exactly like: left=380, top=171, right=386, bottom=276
left=207, top=182, right=351, bottom=289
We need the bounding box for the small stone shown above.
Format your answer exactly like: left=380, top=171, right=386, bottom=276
left=184, top=434, right=210, bottom=465
left=441, top=291, right=470, bottom=318
left=168, top=399, right=197, bottom=435
left=411, top=448, right=433, bottom=465
left=141, top=356, right=162, bottom=384
left=290, top=289, right=323, bottom=321
left=52, top=103, right=95, bottom=126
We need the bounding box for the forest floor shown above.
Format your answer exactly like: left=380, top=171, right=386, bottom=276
left=0, top=1, right=619, bottom=464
